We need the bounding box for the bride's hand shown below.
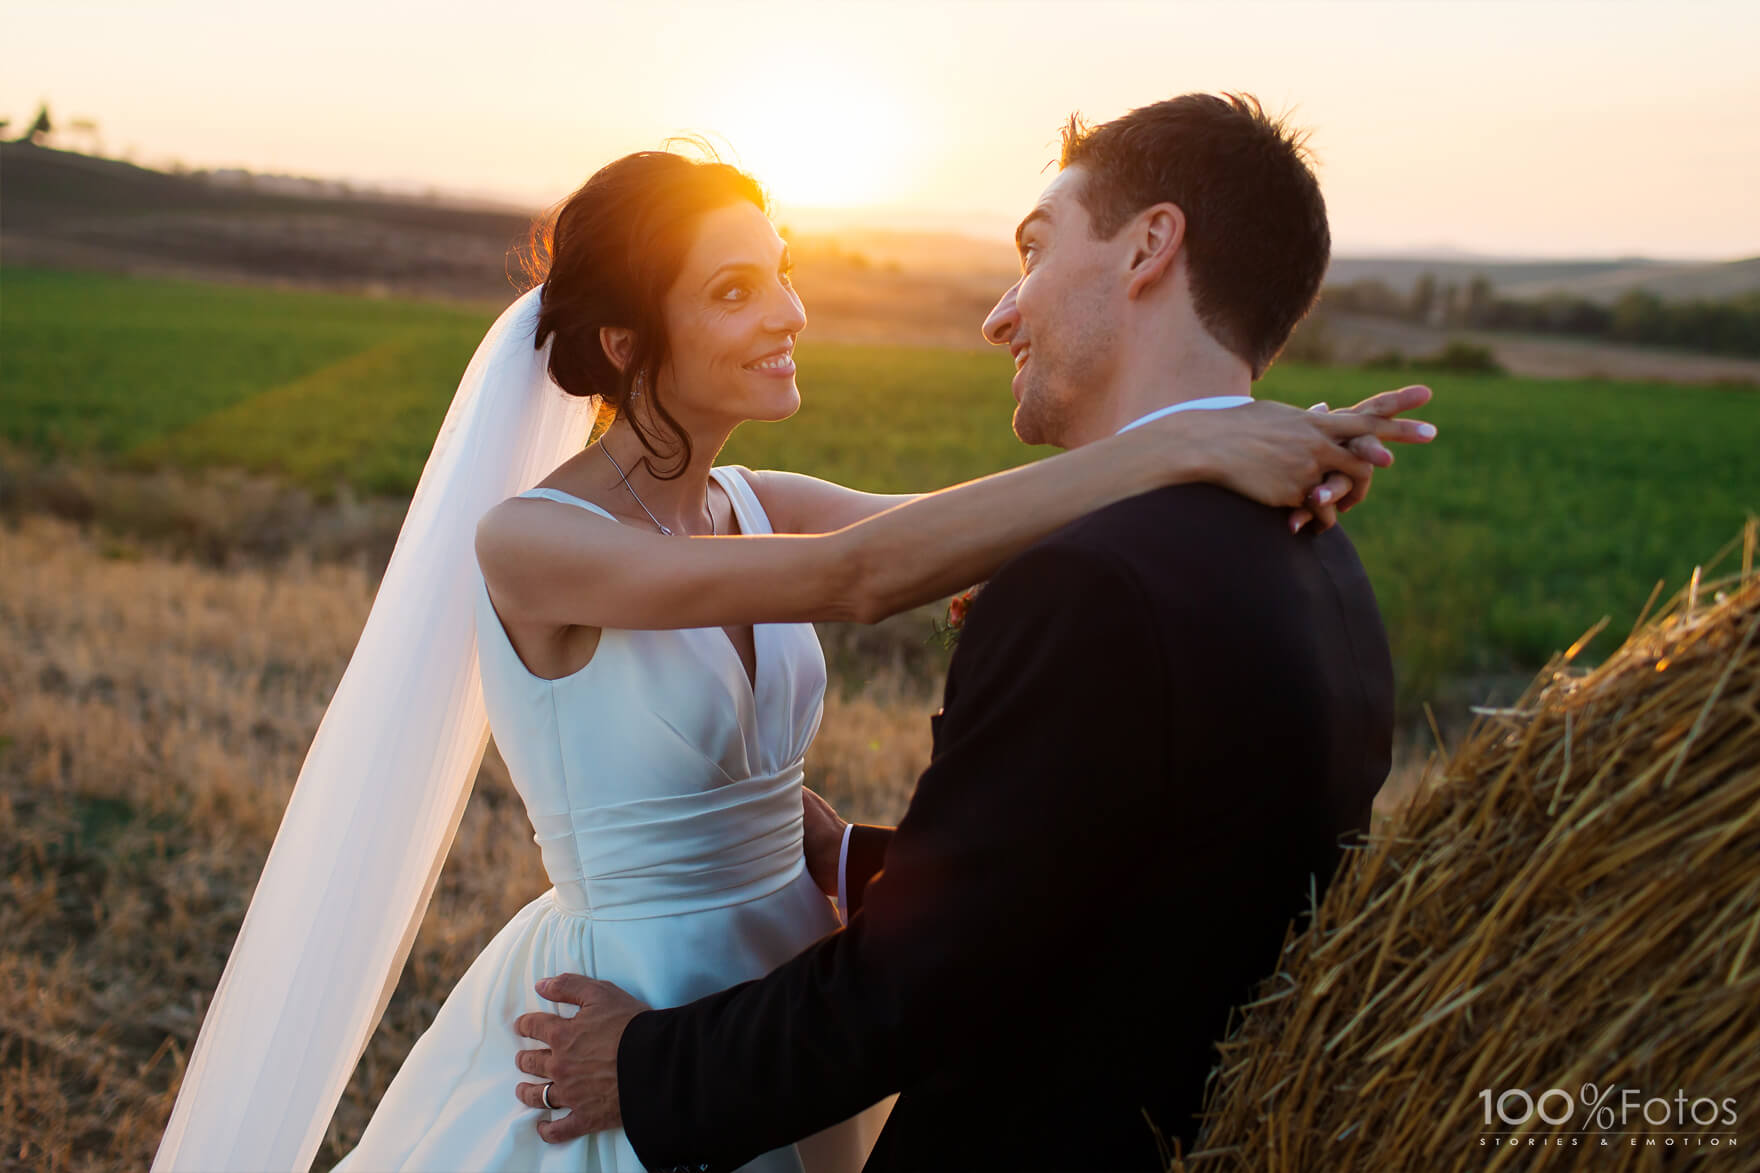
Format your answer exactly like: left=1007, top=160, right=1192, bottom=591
left=1290, top=384, right=1435, bottom=532
left=802, top=787, right=848, bottom=899
left=1162, top=390, right=1435, bottom=519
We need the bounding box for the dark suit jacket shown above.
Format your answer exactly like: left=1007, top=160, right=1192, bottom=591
left=618, top=483, right=1395, bottom=1172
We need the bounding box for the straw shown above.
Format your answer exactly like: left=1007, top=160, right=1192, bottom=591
left=1170, top=519, right=1760, bottom=1173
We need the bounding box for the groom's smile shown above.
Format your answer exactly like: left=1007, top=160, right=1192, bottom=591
left=1010, top=341, right=1031, bottom=400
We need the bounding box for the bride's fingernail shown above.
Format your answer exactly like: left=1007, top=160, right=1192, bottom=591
left=1315, top=487, right=1333, bottom=504
left=1417, top=423, right=1436, bottom=438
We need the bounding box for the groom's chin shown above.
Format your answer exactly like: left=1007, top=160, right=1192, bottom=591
left=1012, top=401, right=1061, bottom=449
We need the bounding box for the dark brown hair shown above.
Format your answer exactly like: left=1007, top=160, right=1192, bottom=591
left=1059, top=93, right=1329, bottom=378
left=521, top=149, right=768, bottom=477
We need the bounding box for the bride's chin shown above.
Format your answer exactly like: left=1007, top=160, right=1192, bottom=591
left=748, top=387, right=801, bottom=423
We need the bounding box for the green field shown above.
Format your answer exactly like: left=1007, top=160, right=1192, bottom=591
left=6, top=266, right=1757, bottom=695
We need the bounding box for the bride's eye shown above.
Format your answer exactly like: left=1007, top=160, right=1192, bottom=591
left=717, top=284, right=749, bottom=302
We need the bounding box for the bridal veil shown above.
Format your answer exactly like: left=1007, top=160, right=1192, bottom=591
left=153, top=286, right=600, bottom=1171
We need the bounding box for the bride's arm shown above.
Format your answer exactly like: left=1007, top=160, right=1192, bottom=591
left=476, top=400, right=1432, bottom=631
left=748, top=384, right=1429, bottom=536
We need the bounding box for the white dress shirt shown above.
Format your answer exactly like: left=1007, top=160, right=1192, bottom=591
left=831, top=394, right=1254, bottom=922
left=1114, top=395, right=1253, bottom=435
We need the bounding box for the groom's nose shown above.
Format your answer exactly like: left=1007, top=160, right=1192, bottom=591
left=982, top=281, right=1021, bottom=346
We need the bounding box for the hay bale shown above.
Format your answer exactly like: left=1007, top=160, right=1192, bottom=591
left=1172, top=527, right=1760, bottom=1171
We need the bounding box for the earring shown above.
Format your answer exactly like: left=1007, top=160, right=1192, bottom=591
left=630, top=371, right=644, bottom=400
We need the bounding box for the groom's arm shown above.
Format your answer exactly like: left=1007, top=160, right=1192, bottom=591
left=616, top=538, right=1173, bottom=1172
left=831, top=821, right=895, bottom=922
left=841, top=823, right=893, bottom=919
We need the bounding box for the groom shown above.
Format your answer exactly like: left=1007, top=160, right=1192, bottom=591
left=515, top=93, right=1415, bottom=1168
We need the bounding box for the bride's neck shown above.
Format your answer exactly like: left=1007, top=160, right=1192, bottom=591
left=591, top=411, right=729, bottom=531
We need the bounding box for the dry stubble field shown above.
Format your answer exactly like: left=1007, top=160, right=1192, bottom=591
left=0, top=514, right=952, bottom=1170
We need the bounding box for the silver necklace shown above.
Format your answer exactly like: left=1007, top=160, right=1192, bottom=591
left=599, top=444, right=715, bottom=536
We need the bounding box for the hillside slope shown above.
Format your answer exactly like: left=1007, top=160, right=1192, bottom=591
left=1, top=142, right=535, bottom=300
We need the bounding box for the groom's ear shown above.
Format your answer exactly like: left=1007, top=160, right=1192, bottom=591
left=1124, top=202, right=1185, bottom=300
left=599, top=326, right=636, bottom=373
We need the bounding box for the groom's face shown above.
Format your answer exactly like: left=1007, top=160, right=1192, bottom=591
left=983, top=165, right=1124, bottom=449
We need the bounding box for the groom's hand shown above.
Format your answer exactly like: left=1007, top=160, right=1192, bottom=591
left=1292, top=384, right=1433, bottom=532
left=514, top=975, right=649, bottom=1143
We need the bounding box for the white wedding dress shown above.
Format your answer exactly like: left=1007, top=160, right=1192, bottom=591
left=333, top=465, right=886, bottom=1172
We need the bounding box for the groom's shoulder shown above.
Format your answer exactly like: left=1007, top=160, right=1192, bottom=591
left=1051, top=482, right=1290, bottom=562
left=983, top=484, right=1267, bottom=608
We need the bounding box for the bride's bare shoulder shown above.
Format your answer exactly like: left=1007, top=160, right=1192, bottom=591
left=739, top=468, right=917, bottom=535
left=474, top=490, right=619, bottom=576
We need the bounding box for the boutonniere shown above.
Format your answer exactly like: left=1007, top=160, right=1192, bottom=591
left=933, top=584, right=985, bottom=649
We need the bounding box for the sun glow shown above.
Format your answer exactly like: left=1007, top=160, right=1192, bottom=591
left=703, top=67, right=919, bottom=212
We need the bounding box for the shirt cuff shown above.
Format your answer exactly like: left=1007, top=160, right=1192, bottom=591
left=835, top=823, right=854, bottom=924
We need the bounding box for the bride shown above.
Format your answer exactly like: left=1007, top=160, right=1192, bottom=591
left=152, top=148, right=1424, bottom=1172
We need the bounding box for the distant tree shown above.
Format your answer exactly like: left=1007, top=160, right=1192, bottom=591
left=1430, top=340, right=1505, bottom=375
left=17, top=102, right=51, bottom=144
left=1610, top=289, right=1667, bottom=344
left=1409, top=272, right=1437, bottom=324
left=1320, top=278, right=1406, bottom=318
left=1278, top=312, right=1336, bottom=365
left=1540, top=295, right=1610, bottom=336
left=1464, top=275, right=1496, bottom=327
left=1361, top=349, right=1409, bottom=370
left=1439, top=282, right=1462, bottom=327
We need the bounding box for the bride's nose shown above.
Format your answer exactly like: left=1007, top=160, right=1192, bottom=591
left=765, top=281, right=807, bottom=335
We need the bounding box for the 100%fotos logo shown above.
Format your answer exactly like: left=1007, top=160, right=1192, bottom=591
left=1478, top=1084, right=1739, bottom=1150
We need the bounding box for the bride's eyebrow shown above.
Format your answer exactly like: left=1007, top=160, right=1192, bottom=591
left=701, top=255, right=788, bottom=289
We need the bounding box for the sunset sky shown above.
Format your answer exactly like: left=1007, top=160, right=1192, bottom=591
left=5, top=0, right=1757, bottom=259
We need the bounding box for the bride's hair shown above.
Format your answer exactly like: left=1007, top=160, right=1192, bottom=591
left=521, top=147, right=768, bottom=478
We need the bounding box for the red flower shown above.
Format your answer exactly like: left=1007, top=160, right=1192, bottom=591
left=938, top=584, right=985, bottom=648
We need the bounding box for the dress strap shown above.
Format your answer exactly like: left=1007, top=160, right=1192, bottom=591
left=709, top=466, right=774, bottom=536
left=517, top=487, right=621, bottom=524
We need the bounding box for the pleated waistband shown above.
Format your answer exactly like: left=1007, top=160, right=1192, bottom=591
left=529, top=763, right=806, bottom=920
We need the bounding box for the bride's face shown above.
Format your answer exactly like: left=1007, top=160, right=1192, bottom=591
left=658, top=201, right=807, bottom=426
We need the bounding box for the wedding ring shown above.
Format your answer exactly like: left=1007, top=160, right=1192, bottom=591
left=542, top=1082, right=556, bottom=1110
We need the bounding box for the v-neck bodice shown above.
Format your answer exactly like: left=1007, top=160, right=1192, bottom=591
left=472, top=465, right=828, bottom=916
